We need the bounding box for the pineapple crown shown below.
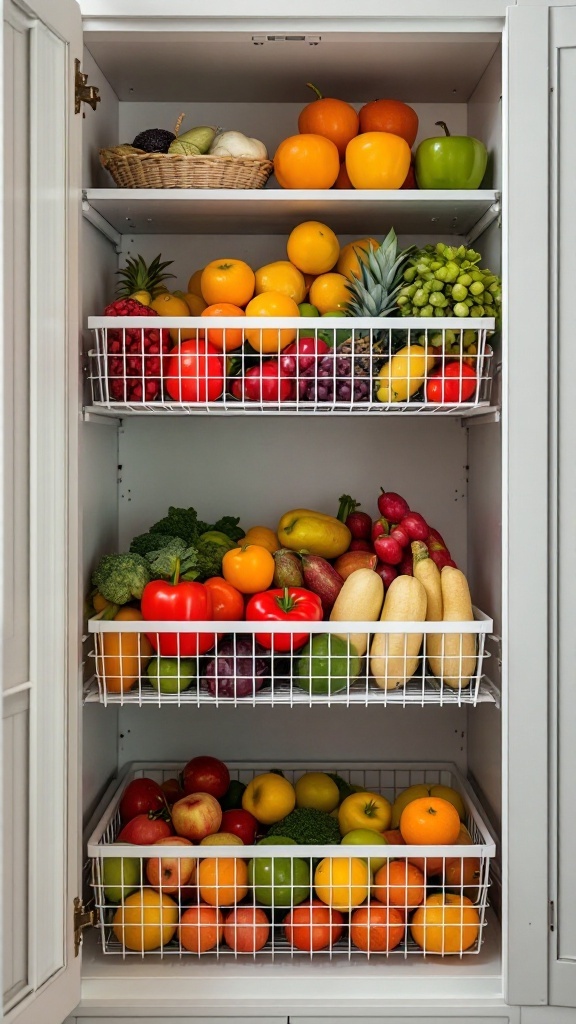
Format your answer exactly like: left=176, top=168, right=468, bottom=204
left=343, top=228, right=414, bottom=318
left=115, top=253, right=175, bottom=298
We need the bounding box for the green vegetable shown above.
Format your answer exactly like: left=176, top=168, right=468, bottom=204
left=149, top=506, right=208, bottom=547
left=295, top=634, right=361, bottom=695
left=146, top=538, right=200, bottom=580
left=91, top=553, right=151, bottom=606
left=195, top=539, right=227, bottom=579
left=210, top=516, right=244, bottom=543
left=199, top=530, right=236, bottom=551
left=129, top=533, right=183, bottom=558
left=267, top=807, right=341, bottom=845
left=326, top=772, right=354, bottom=803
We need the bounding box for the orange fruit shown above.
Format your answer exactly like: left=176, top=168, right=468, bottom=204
left=241, top=526, right=280, bottom=554
left=201, top=258, right=255, bottom=307
left=149, top=292, right=195, bottom=343
left=283, top=899, right=344, bottom=952
left=255, top=261, right=307, bottom=304
left=303, top=273, right=316, bottom=296
left=444, top=854, right=482, bottom=891
left=407, top=854, right=445, bottom=878
left=187, top=268, right=204, bottom=296
left=308, top=272, right=351, bottom=314
left=399, top=796, right=461, bottom=846
left=345, top=132, right=411, bottom=190
left=350, top=902, right=405, bottom=953
left=223, top=906, right=270, bottom=953
left=410, top=893, right=480, bottom=954
left=244, top=292, right=299, bottom=354
left=112, top=888, right=178, bottom=951
left=274, top=134, right=340, bottom=190
left=197, top=857, right=249, bottom=907
left=314, top=856, right=370, bottom=911
left=183, top=292, right=207, bottom=316
left=200, top=303, right=245, bottom=352
left=287, top=221, right=340, bottom=276
left=179, top=905, right=223, bottom=953
left=372, top=859, right=425, bottom=909
left=332, top=162, right=354, bottom=190
left=298, top=89, right=359, bottom=161
left=382, top=829, right=405, bottom=846
left=336, top=238, right=379, bottom=281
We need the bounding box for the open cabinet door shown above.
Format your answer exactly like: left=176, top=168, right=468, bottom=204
left=2, top=0, right=83, bottom=1021
left=550, top=4, right=576, bottom=1011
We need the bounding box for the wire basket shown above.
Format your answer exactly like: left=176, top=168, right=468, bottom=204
left=85, top=613, right=495, bottom=708
left=87, top=761, right=496, bottom=960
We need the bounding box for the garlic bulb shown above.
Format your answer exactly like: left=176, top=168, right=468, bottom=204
left=209, top=131, right=268, bottom=160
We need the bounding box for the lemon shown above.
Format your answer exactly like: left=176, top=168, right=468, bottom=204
left=295, top=772, right=340, bottom=813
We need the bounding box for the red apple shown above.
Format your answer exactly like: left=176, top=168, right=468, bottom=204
left=172, top=792, right=222, bottom=842
left=117, top=812, right=174, bottom=845
left=220, top=809, right=258, bottom=845
left=145, top=836, right=196, bottom=893
left=182, top=756, right=230, bottom=799
left=119, top=777, right=166, bottom=823
left=161, top=778, right=185, bottom=805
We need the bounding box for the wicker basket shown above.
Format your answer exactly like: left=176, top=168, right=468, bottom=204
left=99, top=148, right=274, bottom=190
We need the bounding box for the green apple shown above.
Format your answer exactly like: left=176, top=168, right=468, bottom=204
left=102, top=856, right=141, bottom=903
left=147, top=656, right=196, bottom=694
left=298, top=302, right=320, bottom=317
left=415, top=121, right=487, bottom=190
left=340, top=828, right=389, bottom=873
left=319, top=310, right=350, bottom=348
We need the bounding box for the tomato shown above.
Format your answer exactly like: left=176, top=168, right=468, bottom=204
left=244, top=292, right=300, bottom=353
left=230, top=361, right=295, bottom=403
left=165, top=340, right=224, bottom=403
left=119, top=777, right=167, bottom=823
left=274, top=134, right=340, bottom=190
left=298, top=85, right=359, bottom=160
left=245, top=586, right=323, bottom=653
left=200, top=258, right=255, bottom=307
left=284, top=899, right=344, bottom=951
left=204, top=577, right=245, bottom=621
left=425, top=361, right=477, bottom=403
left=220, top=808, right=258, bottom=845
left=221, top=544, right=275, bottom=594
left=200, top=304, right=245, bottom=352
left=141, top=578, right=215, bottom=657
left=182, top=756, right=230, bottom=798
left=345, top=132, right=411, bottom=190
left=117, top=812, right=174, bottom=845
left=358, top=99, right=419, bottom=147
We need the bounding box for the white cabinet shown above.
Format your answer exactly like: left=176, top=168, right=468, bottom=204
left=2, top=2, right=576, bottom=1022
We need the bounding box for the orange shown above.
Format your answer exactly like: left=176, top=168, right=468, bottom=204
left=350, top=902, right=405, bottom=953
left=308, top=272, right=351, bottom=314
left=197, top=857, right=249, bottom=907
left=255, top=261, right=307, bottom=304
left=112, top=888, right=178, bottom=951
left=400, top=796, right=461, bottom=846
left=241, top=526, right=280, bottom=554
left=345, top=132, right=411, bottom=190
left=298, top=86, right=359, bottom=160
left=358, top=99, right=419, bottom=148
left=187, top=268, right=204, bottom=296
left=201, top=258, right=255, bottom=307
left=149, top=292, right=195, bottom=343
left=314, top=856, right=370, bottom=911
left=407, top=854, right=445, bottom=878
left=200, top=303, right=245, bottom=352
left=332, top=162, right=354, bottom=190
left=183, top=292, right=207, bottom=316
left=179, top=905, right=223, bottom=953
left=410, top=893, right=480, bottom=954
left=303, top=273, right=316, bottom=296
left=224, top=906, right=270, bottom=953
left=372, top=859, right=425, bottom=909
left=287, top=221, right=340, bottom=275
left=244, top=292, right=299, bottom=354
left=336, top=238, right=379, bottom=282
left=283, top=899, right=344, bottom=952
left=444, top=854, right=481, bottom=891
left=274, top=134, right=340, bottom=190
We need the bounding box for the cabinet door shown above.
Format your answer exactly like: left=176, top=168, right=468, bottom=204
left=2, top=0, right=82, bottom=1021
left=550, top=4, right=576, bottom=1010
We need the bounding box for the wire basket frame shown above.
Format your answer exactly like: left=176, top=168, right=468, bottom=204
left=87, top=761, right=495, bottom=960
left=87, top=317, right=495, bottom=415
left=86, top=612, right=494, bottom=708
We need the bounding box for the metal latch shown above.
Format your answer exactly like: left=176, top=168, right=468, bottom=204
left=75, top=59, right=101, bottom=115
left=74, top=896, right=97, bottom=955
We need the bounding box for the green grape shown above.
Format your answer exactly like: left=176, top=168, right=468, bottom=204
left=404, top=267, right=418, bottom=283
left=421, top=305, right=434, bottom=317
left=469, top=281, right=485, bottom=296
left=470, top=304, right=485, bottom=317
left=413, top=289, right=428, bottom=307
left=452, top=283, right=468, bottom=302
left=429, top=292, right=448, bottom=308
left=456, top=273, right=472, bottom=287
left=397, top=295, right=409, bottom=307
left=430, top=279, right=444, bottom=292
left=453, top=302, right=469, bottom=317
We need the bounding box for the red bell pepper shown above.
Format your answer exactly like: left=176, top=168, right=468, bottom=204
left=141, top=559, right=215, bottom=657
left=245, top=586, right=322, bottom=653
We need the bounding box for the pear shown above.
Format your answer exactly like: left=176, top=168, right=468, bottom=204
left=169, top=126, right=218, bottom=156
left=102, top=856, right=141, bottom=903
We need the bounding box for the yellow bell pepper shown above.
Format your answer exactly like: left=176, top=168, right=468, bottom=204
left=376, top=344, right=435, bottom=403
left=338, top=791, right=392, bottom=836
left=277, top=508, right=351, bottom=559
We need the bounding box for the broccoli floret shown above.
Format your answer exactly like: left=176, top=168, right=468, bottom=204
left=149, top=507, right=208, bottom=546
left=91, top=553, right=151, bottom=605
left=129, top=532, right=184, bottom=558
left=146, top=538, right=200, bottom=580
left=195, top=539, right=226, bottom=580
left=267, top=808, right=341, bottom=845
left=326, top=772, right=354, bottom=803
left=210, top=516, right=244, bottom=543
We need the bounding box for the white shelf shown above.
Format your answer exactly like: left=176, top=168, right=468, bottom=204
left=82, top=189, right=501, bottom=237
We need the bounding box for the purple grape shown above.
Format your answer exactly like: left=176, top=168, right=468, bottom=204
left=298, top=354, right=370, bottom=403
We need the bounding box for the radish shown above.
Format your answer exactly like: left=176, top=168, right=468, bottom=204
left=399, top=552, right=414, bottom=576
left=337, top=495, right=372, bottom=540
left=374, top=533, right=403, bottom=565
left=349, top=539, right=373, bottom=552
left=390, top=524, right=410, bottom=548
left=400, top=511, right=429, bottom=541
left=375, top=562, right=398, bottom=589
left=371, top=517, right=389, bottom=543
left=378, top=490, right=410, bottom=522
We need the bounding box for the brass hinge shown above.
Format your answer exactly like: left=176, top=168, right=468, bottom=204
left=75, top=59, right=101, bottom=115
left=74, top=896, right=98, bottom=956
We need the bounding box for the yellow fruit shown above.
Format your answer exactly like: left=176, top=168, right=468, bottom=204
left=244, top=292, right=299, bottom=354
left=429, top=785, right=467, bottom=822
left=308, top=272, right=351, bottom=314
left=187, top=269, right=204, bottom=296
left=338, top=791, right=392, bottom=835
left=130, top=289, right=152, bottom=306
left=242, top=526, right=280, bottom=554
left=295, top=772, right=340, bottom=813
left=336, top=238, right=379, bottom=281
left=149, top=292, right=195, bottom=343
left=200, top=833, right=244, bottom=846
left=183, top=292, right=207, bottom=315
left=242, top=772, right=296, bottom=824
left=410, top=894, right=480, bottom=954
left=390, top=784, right=431, bottom=828
left=286, top=221, right=340, bottom=275
left=376, top=344, right=435, bottom=404
left=277, top=509, right=351, bottom=560
left=255, top=261, right=307, bottom=304
left=314, top=857, right=370, bottom=911
left=112, top=888, right=178, bottom=951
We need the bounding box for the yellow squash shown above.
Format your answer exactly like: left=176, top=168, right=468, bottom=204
left=96, top=607, right=153, bottom=694
left=277, top=508, right=351, bottom=559
left=376, top=344, right=435, bottom=403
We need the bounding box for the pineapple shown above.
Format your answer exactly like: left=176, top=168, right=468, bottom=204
left=115, top=253, right=175, bottom=299
left=338, top=229, right=412, bottom=377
